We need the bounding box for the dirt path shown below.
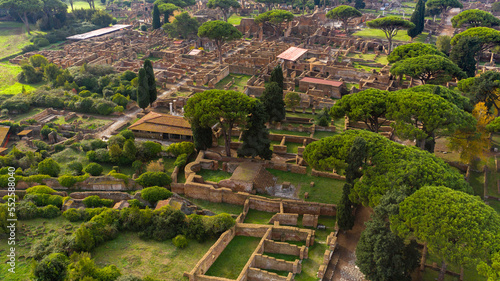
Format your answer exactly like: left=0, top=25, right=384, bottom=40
left=331, top=206, right=373, bottom=281
left=95, top=107, right=142, bottom=139
left=439, top=8, right=461, bottom=37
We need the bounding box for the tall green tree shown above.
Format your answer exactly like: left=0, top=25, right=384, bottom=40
left=330, top=88, right=389, bottom=133
left=451, top=27, right=500, bottom=53
left=192, top=125, right=213, bottom=151
left=162, top=12, right=200, bottom=39
left=457, top=71, right=500, bottom=111
left=260, top=82, right=285, bottom=123
left=303, top=130, right=472, bottom=207
left=436, top=35, right=452, bottom=55
left=450, top=36, right=481, bottom=78
left=136, top=68, right=150, bottom=110
left=326, top=5, right=362, bottom=33
left=184, top=90, right=255, bottom=157
left=387, top=89, right=475, bottom=153
left=354, top=0, right=365, bottom=10
left=389, top=54, right=466, bottom=84
left=388, top=43, right=445, bottom=63
left=426, top=0, right=462, bottom=19
left=451, top=9, right=500, bottom=28
left=197, top=20, right=242, bottom=64
left=206, top=0, right=240, bottom=22
left=238, top=101, right=273, bottom=160
left=391, top=186, right=500, bottom=276
left=158, top=3, right=179, bottom=24
left=407, top=0, right=425, bottom=39
left=0, top=0, right=43, bottom=35
left=269, top=65, right=284, bottom=90
left=152, top=4, right=161, bottom=29
left=254, top=10, right=294, bottom=37
left=144, top=60, right=157, bottom=105
left=367, top=16, right=415, bottom=54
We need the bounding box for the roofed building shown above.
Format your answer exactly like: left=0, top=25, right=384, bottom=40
left=299, top=77, right=346, bottom=99
left=0, top=126, right=10, bottom=148
left=128, top=112, right=193, bottom=141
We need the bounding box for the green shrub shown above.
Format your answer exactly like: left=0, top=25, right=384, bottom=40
left=26, top=185, right=56, bottom=194
left=33, top=252, right=69, bottom=281
left=108, top=172, right=129, bottom=184
left=34, top=37, right=50, bottom=47
left=58, top=174, right=89, bottom=188
left=2, top=194, right=19, bottom=202
left=83, top=195, right=114, bottom=208
left=172, top=234, right=188, bottom=249
left=23, top=175, right=50, bottom=184
left=63, top=208, right=84, bottom=222
left=84, top=207, right=108, bottom=221
left=204, top=213, right=235, bottom=237
left=174, top=153, right=187, bottom=167
left=136, top=172, right=171, bottom=187
left=127, top=199, right=143, bottom=208
left=17, top=201, right=39, bottom=220
left=84, top=163, right=103, bottom=176
left=140, top=186, right=172, bottom=204
left=167, top=142, right=194, bottom=156
left=39, top=205, right=61, bottom=218
left=38, top=158, right=61, bottom=177
left=54, top=144, right=65, bottom=152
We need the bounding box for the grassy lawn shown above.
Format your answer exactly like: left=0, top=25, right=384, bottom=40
left=52, top=148, right=90, bottom=175
left=347, top=52, right=389, bottom=65
left=181, top=197, right=243, bottom=215
left=424, top=252, right=486, bottom=281
left=286, top=112, right=314, bottom=119
left=4, top=107, right=43, bottom=122
left=313, top=131, right=337, bottom=139
left=269, top=129, right=311, bottom=137
left=0, top=21, right=39, bottom=59
left=197, top=169, right=232, bottom=182
left=267, top=169, right=344, bottom=204
left=52, top=115, right=113, bottom=130
left=205, top=236, right=262, bottom=279
left=294, top=240, right=328, bottom=281
left=214, top=74, right=252, bottom=92
left=353, top=29, right=429, bottom=43
left=486, top=200, right=500, bottom=214
left=92, top=232, right=217, bottom=281
left=67, top=0, right=105, bottom=12
left=163, top=157, right=177, bottom=175
left=243, top=209, right=275, bottom=224
left=228, top=15, right=244, bottom=25
left=0, top=216, right=80, bottom=281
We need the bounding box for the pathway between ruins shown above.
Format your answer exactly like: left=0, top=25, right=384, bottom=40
left=330, top=206, right=372, bottom=281
left=440, top=8, right=461, bottom=37
left=96, top=107, right=143, bottom=139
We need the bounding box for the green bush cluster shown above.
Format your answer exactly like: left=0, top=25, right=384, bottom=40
left=136, top=172, right=171, bottom=187
left=58, top=174, right=89, bottom=188
left=24, top=193, right=63, bottom=208
left=172, top=235, right=188, bottom=248
left=17, top=201, right=60, bottom=220
left=82, top=195, right=114, bottom=208
left=26, top=185, right=57, bottom=194
left=173, top=153, right=188, bottom=168
left=166, top=142, right=194, bottom=156
left=140, top=186, right=172, bottom=204
left=62, top=207, right=108, bottom=222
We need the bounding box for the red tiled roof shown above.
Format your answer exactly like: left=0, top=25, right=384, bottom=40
left=300, top=77, right=344, bottom=87
left=277, top=47, right=308, bottom=61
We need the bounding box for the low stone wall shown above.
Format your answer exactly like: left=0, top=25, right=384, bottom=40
left=69, top=191, right=138, bottom=202
left=253, top=254, right=301, bottom=274
left=32, top=175, right=142, bottom=191
left=0, top=190, right=67, bottom=200
left=269, top=213, right=298, bottom=226
left=263, top=239, right=307, bottom=259
left=310, top=169, right=346, bottom=181
left=247, top=268, right=292, bottom=281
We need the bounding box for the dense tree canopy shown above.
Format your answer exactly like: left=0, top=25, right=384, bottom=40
left=330, top=88, right=389, bottom=133
left=206, top=0, right=240, bottom=22
left=303, top=130, right=472, bottom=206
left=451, top=27, right=500, bottom=52
left=457, top=70, right=500, bottom=111
left=326, top=5, right=362, bottom=32
left=387, top=89, right=475, bottom=153
left=389, top=54, right=466, bottom=84
left=163, top=12, right=200, bottom=39
left=391, top=186, right=500, bottom=267
left=388, top=43, right=445, bottom=63
left=450, top=36, right=482, bottom=78
left=366, top=16, right=415, bottom=54
left=254, top=10, right=294, bottom=36
left=158, top=3, right=180, bottom=24
left=451, top=9, right=500, bottom=28
left=238, top=101, right=273, bottom=160
left=426, top=0, right=463, bottom=17
left=184, top=90, right=255, bottom=156
left=260, top=82, right=285, bottom=123
left=0, top=0, right=43, bottom=35
left=197, top=20, right=242, bottom=64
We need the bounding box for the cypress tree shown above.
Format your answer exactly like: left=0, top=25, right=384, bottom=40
left=152, top=4, right=161, bottom=29
left=137, top=68, right=150, bottom=109
left=450, top=36, right=481, bottom=78
left=337, top=136, right=367, bottom=231
left=269, top=65, right=284, bottom=90
left=144, top=60, right=157, bottom=104
left=260, top=82, right=286, bottom=123
left=354, top=0, right=365, bottom=10
left=238, top=101, right=273, bottom=160
left=407, top=0, right=425, bottom=39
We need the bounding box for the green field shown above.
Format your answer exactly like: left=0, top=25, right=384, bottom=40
left=243, top=209, right=275, bottom=224
left=52, top=115, right=113, bottom=130
left=196, top=169, right=232, bottom=183
left=205, top=236, right=262, bottom=279
left=181, top=197, right=243, bottom=215
left=92, top=232, right=217, bottom=280
left=0, top=216, right=80, bottom=281
left=0, top=21, right=37, bottom=59
left=0, top=63, right=37, bottom=95
left=66, top=0, right=105, bottom=12
left=228, top=14, right=244, bottom=25
left=353, top=29, right=429, bottom=43
left=215, top=74, right=252, bottom=92
left=267, top=168, right=344, bottom=204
